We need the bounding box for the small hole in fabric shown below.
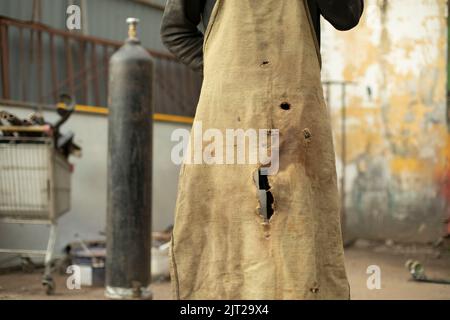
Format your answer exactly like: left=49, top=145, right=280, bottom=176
left=260, top=60, right=270, bottom=67
left=303, top=128, right=312, bottom=140
left=280, top=102, right=291, bottom=110
left=310, top=287, right=319, bottom=293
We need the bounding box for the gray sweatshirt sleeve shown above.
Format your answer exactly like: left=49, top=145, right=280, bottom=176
left=160, top=0, right=205, bottom=73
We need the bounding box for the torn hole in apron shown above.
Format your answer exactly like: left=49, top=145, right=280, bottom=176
left=253, top=167, right=275, bottom=239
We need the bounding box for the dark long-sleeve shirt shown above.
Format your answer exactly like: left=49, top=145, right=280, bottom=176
left=161, top=0, right=364, bottom=73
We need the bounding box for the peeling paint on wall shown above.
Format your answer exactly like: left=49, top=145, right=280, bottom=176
left=321, top=0, right=448, bottom=242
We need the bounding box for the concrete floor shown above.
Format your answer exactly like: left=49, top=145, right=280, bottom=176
left=0, top=243, right=449, bottom=300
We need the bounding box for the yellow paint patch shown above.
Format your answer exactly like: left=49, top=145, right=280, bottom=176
left=390, top=157, right=427, bottom=174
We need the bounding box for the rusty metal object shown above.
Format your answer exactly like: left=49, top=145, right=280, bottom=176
left=91, top=43, right=100, bottom=106
left=105, top=18, right=153, bottom=300
left=0, top=95, right=80, bottom=156
left=405, top=259, right=450, bottom=285
left=1, top=24, right=10, bottom=100
left=29, top=111, right=46, bottom=125
left=18, top=27, right=27, bottom=101
left=0, top=110, right=25, bottom=126
left=78, top=41, right=87, bottom=103
left=37, top=30, right=43, bottom=103
left=49, top=33, right=58, bottom=102
left=64, top=37, right=75, bottom=98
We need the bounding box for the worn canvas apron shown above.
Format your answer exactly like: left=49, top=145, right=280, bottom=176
left=170, top=0, right=350, bottom=300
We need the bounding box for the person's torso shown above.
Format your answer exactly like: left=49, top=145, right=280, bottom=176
left=201, top=0, right=321, bottom=45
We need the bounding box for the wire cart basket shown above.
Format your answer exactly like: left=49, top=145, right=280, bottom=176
left=0, top=131, right=72, bottom=294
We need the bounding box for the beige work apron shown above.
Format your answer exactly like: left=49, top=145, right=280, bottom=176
left=170, top=0, right=350, bottom=300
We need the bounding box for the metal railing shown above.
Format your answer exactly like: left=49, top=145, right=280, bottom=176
left=0, top=16, right=201, bottom=116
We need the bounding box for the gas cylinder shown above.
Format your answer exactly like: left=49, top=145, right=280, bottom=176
left=105, top=17, right=153, bottom=300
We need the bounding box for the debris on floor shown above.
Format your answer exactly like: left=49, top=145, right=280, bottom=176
left=405, top=259, right=450, bottom=285
left=1, top=244, right=450, bottom=300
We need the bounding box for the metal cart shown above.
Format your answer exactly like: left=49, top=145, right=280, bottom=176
left=0, top=132, right=72, bottom=294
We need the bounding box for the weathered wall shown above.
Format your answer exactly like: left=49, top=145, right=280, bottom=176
left=321, top=0, right=448, bottom=242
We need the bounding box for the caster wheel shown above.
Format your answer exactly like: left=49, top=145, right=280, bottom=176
left=42, top=277, right=55, bottom=295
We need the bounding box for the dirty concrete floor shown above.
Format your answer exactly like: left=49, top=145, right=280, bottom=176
left=346, top=243, right=450, bottom=300
left=0, top=243, right=449, bottom=300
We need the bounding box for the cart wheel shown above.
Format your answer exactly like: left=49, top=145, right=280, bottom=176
left=42, top=277, right=55, bottom=295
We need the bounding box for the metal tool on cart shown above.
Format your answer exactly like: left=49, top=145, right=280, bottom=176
left=0, top=95, right=78, bottom=294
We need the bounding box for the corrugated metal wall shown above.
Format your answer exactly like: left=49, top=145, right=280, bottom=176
left=0, top=1, right=202, bottom=116
left=0, top=0, right=167, bottom=51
